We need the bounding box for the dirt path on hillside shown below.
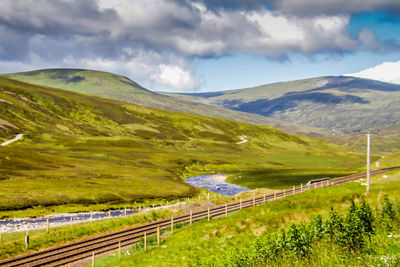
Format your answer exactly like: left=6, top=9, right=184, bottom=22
left=1, top=133, right=23, bottom=146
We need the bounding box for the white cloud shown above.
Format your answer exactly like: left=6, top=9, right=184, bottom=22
left=344, top=60, right=400, bottom=84
left=0, top=0, right=397, bottom=91
left=244, top=12, right=355, bottom=56
left=0, top=49, right=200, bottom=92
left=152, top=64, right=200, bottom=91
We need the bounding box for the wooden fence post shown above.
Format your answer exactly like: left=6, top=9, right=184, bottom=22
left=225, top=204, right=228, bottom=216
left=283, top=189, right=286, bottom=197
left=171, top=217, right=174, bottom=233
left=144, top=232, right=147, bottom=251
left=274, top=191, right=276, bottom=200
left=70, top=216, right=73, bottom=225
left=301, top=183, right=303, bottom=192
left=118, top=241, right=121, bottom=259
left=253, top=195, right=255, bottom=206
left=92, top=251, right=95, bottom=267
left=157, top=227, right=160, bottom=245
left=190, top=210, right=192, bottom=225
left=207, top=193, right=210, bottom=200
left=208, top=208, right=210, bottom=221
left=46, top=218, right=49, bottom=233
left=240, top=198, right=242, bottom=209
left=263, top=195, right=266, bottom=203
left=25, top=231, right=29, bottom=249
left=124, top=207, right=127, bottom=216
left=293, top=185, right=295, bottom=195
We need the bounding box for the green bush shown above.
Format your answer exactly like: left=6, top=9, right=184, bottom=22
left=195, top=196, right=399, bottom=266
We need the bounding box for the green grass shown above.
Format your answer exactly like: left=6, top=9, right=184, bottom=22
left=3, top=69, right=317, bottom=134
left=228, top=169, right=355, bottom=189
left=0, top=76, right=367, bottom=218
left=0, top=206, right=181, bottom=259
left=0, top=189, right=231, bottom=259
left=91, top=169, right=400, bottom=266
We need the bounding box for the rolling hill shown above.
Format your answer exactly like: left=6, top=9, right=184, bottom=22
left=0, top=76, right=364, bottom=213
left=4, top=69, right=325, bottom=137
left=167, top=76, right=400, bottom=134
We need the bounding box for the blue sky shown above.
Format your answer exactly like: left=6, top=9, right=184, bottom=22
left=195, top=51, right=400, bottom=91
left=195, top=11, right=400, bottom=91
left=0, top=0, right=400, bottom=92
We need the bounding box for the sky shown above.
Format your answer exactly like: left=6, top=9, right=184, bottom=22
left=0, top=0, right=400, bottom=92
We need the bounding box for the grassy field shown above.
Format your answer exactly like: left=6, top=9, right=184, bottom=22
left=92, top=169, right=400, bottom=266
left=0, top=76, right=367, bottom=218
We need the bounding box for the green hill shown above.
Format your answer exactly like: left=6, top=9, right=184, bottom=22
left=168, top=76, right=400, bottom=134
left=4, top=69, right=325, bottom=137
left=0, top=76, right=364, bottom=214
left=329, top=123, right=400, bottom=154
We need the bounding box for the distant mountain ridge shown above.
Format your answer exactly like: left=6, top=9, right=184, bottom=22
left=167, top=76, right=400, bottom=134
left=4, top=69, right=326, bottom=137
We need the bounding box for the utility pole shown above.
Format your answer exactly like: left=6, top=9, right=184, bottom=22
left=366, top=133, right=372, bottom=192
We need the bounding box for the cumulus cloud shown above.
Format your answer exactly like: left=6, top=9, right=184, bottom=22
left=153, top=64, right=200, bottom=91
left=344, top=61, right=400, bottom=84
left=0, top=0, right=398, bottom=91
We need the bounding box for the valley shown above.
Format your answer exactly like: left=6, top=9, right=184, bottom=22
left=2, top=2, right=400, bottom=266
left=0, top=76, right=365, bottom=219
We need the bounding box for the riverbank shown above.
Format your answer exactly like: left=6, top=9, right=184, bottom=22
left=0, top=202, right=185, bottom=233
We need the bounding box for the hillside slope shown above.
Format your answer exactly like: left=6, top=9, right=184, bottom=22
left=4, top=69, right=324, bottom=137
left=169, top=76, right=400, bottom=133
left=329, top=122, right=400, bottom=154
left=0, top=77, right=364, bottom=212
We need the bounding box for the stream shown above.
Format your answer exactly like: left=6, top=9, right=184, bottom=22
left=0, top=174, right=250, bottom=233
left=0, top=203, right=183, bottom=233
left=185, top=174, right=250, bottom=196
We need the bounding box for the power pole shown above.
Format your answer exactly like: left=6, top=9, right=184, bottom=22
left=366, top=133, right=372, bottom=192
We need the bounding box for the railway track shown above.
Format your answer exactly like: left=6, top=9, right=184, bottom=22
left=1, top=166, right=399, bottom=266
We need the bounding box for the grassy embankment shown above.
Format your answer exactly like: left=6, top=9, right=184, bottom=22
left=0, top=76, right=367, bottom=219
left=93, top=167, right=400, bottom=266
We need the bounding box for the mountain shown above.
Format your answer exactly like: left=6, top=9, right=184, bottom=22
left=167, top=76, right=400, bottom=134
left=4, top=69, right=325, bottom=137
left=0, top=76, right=364, bottom=211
